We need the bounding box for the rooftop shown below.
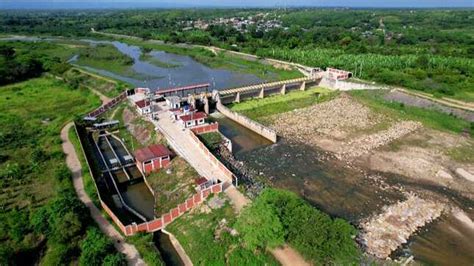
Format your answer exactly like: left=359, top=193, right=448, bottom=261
left=134, top=144, right=172, bottom=162
left=135, top=99, right=150, bottom=109
left=180, top=112, right=207, bottom=122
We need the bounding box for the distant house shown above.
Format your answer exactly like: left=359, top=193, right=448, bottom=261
left=135, top=99, right=152, bottom=115
left=179, top=112, right=207, bottom=128
left=134, top=144, right=172, bottom=174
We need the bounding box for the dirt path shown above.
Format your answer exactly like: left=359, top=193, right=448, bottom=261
left=61, top=123, right=145, bottom=265
left=270, top=245, right=311, bottom=266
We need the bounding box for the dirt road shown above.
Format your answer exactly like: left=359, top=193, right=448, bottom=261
left=61, top=123, right=145, bottom=265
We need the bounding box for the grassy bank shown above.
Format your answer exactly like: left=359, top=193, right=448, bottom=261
left=75, top=43, right=137, bottom=78
left=139, top=52, right=181, bottom=68
left=349, top=90, right=473, bottom=136
left=229, top=87, right=337, bottom=122
left=166, top=195, right=278, bottom=265
left=63, top=68, right=130, bottom=98
left=0, top=77, right=125, bottom=264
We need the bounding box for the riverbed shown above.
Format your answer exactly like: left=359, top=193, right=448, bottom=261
left=219, top=120, right=474, bottom=265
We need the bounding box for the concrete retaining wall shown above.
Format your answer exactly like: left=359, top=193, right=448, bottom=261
left=216, top=102, right=277, bottom=143
left=187, top=130, right=234, bottom=182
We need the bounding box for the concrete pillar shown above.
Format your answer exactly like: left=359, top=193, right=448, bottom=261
left=259, top=88, right=265, bottom=99
left=203, top=96, right=210, bottom=115
left=235, top=92, right=240, bottom=103
left=300, top=81, right=306, bottom=91
left=280, top=84, right=286, bottom=95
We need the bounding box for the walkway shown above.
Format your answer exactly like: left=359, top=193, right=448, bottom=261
left=151, top=103, right=310, bottom=266
left=61, top=123, right=146, bottom=266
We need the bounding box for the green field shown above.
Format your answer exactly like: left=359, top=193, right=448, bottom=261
left=228, top=87, right=337, bottom=122
left=166, top=195, right=279, bottom=265
left=0, top=77, right=127, bottom=264
left=349, top=90, right=473, bottom=136
left=63, top=68, right=130, bottom=98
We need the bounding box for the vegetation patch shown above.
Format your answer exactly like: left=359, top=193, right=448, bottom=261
left=75, top=43, right=136, bottom=77
left=236, top=189, right=360, bottom=264
left=446, top=144, right=474, bottom=163
left=229, top=87, right=337, bottom=122
left=127, top=233, right=164, bottom=266
left=147, top=157, right=198, bottom=216
left=166, top=195, right=278, bottom=265
left=349, top=90, right=473, bottom=136
left=198, top=132, right=223, bottom=150
left=63, top=68, right=129, bottom=98
left=139, top=49, right=181, bottom=68
left=0, top=77, right=126, bottom=264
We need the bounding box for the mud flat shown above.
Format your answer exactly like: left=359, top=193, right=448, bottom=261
left=360, top=194, right=445, bottom=259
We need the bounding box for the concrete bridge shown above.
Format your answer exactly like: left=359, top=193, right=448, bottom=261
left=217, top=76, right=322, bottom=104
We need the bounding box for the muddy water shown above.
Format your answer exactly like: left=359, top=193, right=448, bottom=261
left=122, top=182, right=155, bottom=220
left=210, top=113, right=272, bottom=155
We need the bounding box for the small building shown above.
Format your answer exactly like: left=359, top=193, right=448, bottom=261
left=135, top=99, right=152, bottom=115
left=195, top=177, right=213, bottom=191
left=165, top=96, right=181, bottom=109
left=169, top=105, right=196, bottom=121
left=134, top=144, right=172, bottom=174
left=179, top=112, right=207, bottom=128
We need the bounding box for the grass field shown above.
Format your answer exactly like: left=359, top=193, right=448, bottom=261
left=0, top=76, right=102, bottom=264
left=63, top=68, right=130, bottom=98
left=166, top=195, right=279, bottom=265
left=228, top=87, right=338, bottom=122
left=0, top=77, right=100, bottom=210
left=349, top=90, right=473, bottom=136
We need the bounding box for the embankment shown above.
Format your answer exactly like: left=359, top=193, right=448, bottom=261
left=216, top=102, right=277, bottom=143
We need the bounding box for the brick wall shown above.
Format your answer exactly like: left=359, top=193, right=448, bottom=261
left=120, top=183, right=223, bottom=235
left=190, top=122, right=219, bottom=134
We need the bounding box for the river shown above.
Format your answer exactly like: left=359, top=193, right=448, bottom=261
left=218, top=117, right=474, bottom=265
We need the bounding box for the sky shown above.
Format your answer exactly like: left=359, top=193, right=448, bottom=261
left=1, top=0, right=473, bottom=9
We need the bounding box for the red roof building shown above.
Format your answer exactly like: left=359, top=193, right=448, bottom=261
left=135, top=99, right=152, bottom=115
left=179, top=112, right=207, bottom=128
left=134, top=144, right=172, bottom=174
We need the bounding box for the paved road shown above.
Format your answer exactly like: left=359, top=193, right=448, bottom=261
left=61, top=123, right=146, bottom=266
left=151, top=104, right=310, bottom=266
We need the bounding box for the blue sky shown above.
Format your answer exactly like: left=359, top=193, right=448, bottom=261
left=1, top=0, right=473, bottom=8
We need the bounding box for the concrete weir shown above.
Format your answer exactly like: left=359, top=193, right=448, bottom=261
left=218, top=76, right=320, bottom=104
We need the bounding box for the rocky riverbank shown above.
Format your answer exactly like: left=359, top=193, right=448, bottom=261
left=359, top=194, right=446, bottom=259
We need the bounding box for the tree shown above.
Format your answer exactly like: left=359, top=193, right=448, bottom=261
left=235, top=201, right=285, bottom=250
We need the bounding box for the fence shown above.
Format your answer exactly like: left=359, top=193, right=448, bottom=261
left=216, top=102, right=277, bottom=143
left=87, top=91, right=127, bottom=118
left=121, top=183, right=223, bottom=236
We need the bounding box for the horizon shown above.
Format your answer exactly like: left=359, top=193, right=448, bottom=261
left=1, top=0, right=473, bottom=10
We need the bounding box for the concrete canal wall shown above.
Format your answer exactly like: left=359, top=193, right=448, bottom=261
left=187, top=129, right=235, bottom=181
left=216, top=102, right=277, bottom=143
